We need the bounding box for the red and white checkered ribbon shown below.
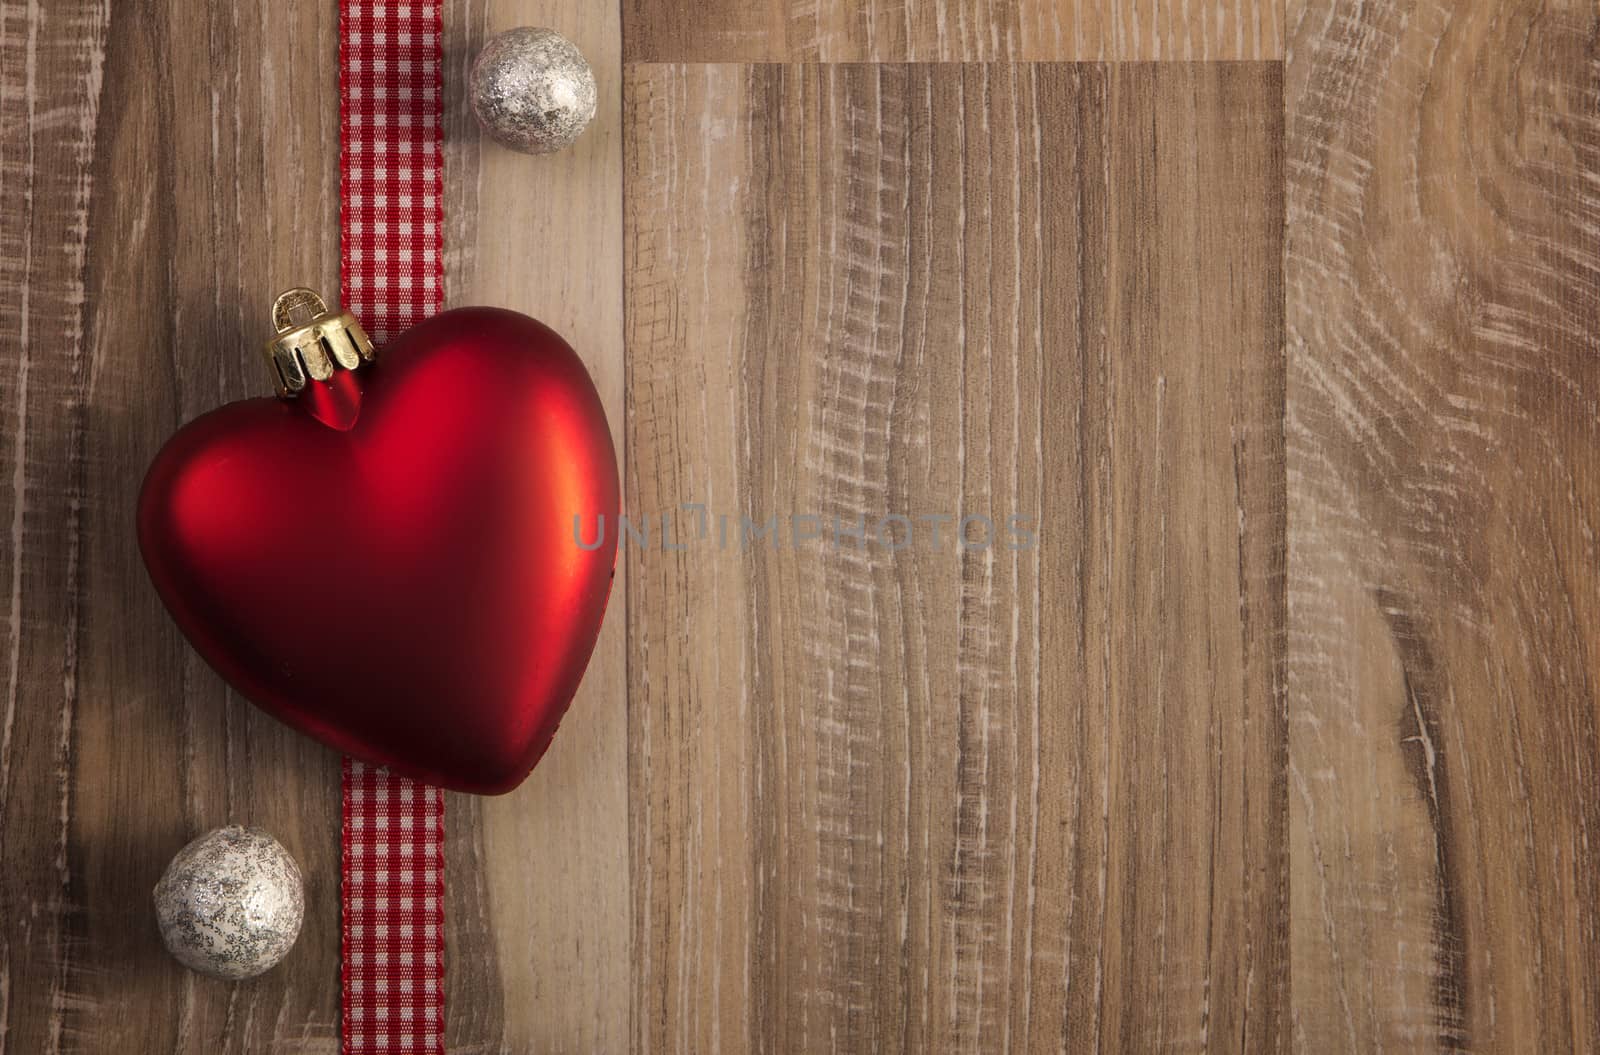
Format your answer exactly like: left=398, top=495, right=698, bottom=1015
left=341, top=760, right=446, bottom=1053
left=340, top=0, right=444, bottom=344
left=339, top=0, right=446, bottom=1052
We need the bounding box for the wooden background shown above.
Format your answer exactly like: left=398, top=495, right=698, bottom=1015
left=0, top=1, right=1595, bottom=1054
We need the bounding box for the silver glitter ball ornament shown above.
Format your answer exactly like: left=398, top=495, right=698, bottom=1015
left=153, top=825, right=304, bottom=980
left=469, top=27, right=597, bottom=155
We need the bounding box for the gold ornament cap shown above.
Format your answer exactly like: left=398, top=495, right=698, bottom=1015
left=263, top=288, right=375, bottom=398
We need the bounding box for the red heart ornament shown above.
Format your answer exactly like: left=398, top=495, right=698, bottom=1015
left=138, top=305, right=619, bottom=794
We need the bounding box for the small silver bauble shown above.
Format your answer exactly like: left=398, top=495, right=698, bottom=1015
left=469, top=26, right=597, bottom=155
left=153, top=825, right=304, bottom=980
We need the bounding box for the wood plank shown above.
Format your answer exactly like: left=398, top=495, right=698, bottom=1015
left=0, top=0, right=627, bottom=1050
left=1287, top=0, right=1600, bottom=1049
left=624, top=61, right=1287, bottom=1053
left=444, top=1, right=631, bottom=1051
left=0, top=0, right=346, bottom=1051
left=622, top=0, right=1283, bottom=62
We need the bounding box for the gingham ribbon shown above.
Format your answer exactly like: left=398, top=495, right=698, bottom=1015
left=339, top=0, right=446, bottom=1052
left=341, top=760, right=445, bottom=1053
left=340, top=0, right=444, bottom=343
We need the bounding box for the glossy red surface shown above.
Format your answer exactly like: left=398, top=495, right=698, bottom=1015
left=139, top=308, right=619, bottom=794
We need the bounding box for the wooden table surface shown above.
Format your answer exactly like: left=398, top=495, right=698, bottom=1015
left=1, top=0, right=1595, bottom=1052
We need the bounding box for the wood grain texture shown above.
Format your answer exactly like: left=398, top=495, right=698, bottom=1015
left=0, top=0, right=626, bottom=1052
left=1287, top=0, right=1600, bottom=1051
left=624, top=61, right=1287, bottom=1053
left=0, top=0, right=346, bottom=1051
left=622, top=0, right=1283, bottom=62
left=443, top=0, right=630, bottom=1052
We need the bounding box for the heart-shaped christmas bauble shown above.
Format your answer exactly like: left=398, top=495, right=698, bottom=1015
left=138, top=300, right=619, bottom=794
